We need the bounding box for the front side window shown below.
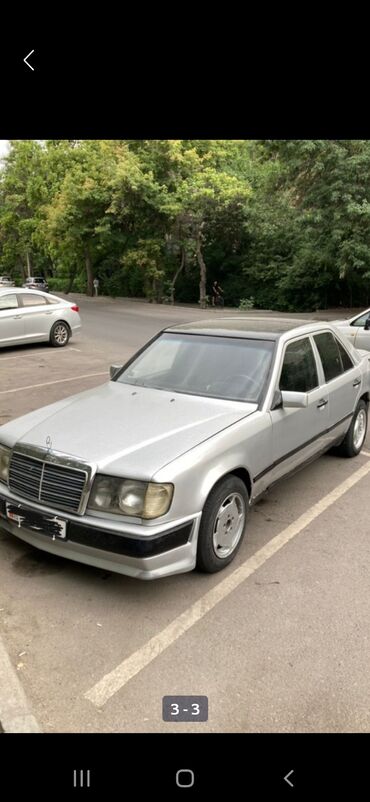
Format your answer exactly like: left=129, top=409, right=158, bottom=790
left=279, top=337, right=319, bottom=393
left=20, top=293, right=47, bottom=307
left=0, top=294, right=18, bottom=311
left=350, top=312, right=370, bottom=327
left=116, top=333, right=275, bottom=402
left=314, top=332, right=344, bottom=382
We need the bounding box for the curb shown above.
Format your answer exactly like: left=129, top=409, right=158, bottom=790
left=0, top=635, right=41, bottom=733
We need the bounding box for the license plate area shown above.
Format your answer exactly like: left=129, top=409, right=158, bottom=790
left=6, top=502, right=67, bottom=540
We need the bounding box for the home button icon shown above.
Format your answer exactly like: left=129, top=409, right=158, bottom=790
left=176, top=769, right=195, bottom=788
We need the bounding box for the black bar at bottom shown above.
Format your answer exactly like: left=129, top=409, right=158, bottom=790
left=1, top=733, right=369, bottom=796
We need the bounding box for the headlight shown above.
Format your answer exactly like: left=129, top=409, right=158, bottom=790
left=0, top=445, right=11, bottom=484
left=88, top=476, right=174, bottom=519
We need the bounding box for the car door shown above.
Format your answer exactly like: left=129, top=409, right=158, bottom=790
left=352, top=312, right=370, bottom=351
left=0, top=293, right=25, bottom=344
left=339, top=310, right=370, bottom=351
left=312, top=331, right=362, bottom=439
left=269, top=335, right=330, bottom=484
left=18, top=292, right=52, bottom=341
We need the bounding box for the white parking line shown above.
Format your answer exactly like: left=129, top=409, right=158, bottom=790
left=0, top=372, right=107, bottom=394
left=0, top=347, right=81, bottom=362
left=84, top=456, right=370, bottom=708
left=361, top=449, right=370, bottom=457
left=0, top=634, right=41, bottom=732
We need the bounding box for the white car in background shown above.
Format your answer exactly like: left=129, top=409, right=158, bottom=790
left=0, top=276, right=15, bottom=288
left=333, top=308, right=370, bottom=351
left=0, top=288, right=81, bottom=348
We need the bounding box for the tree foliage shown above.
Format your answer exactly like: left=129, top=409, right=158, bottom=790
left=1, top=139, right=370, bottom=310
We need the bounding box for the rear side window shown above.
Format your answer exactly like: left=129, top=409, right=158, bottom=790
left=279, top=337, right=319, bottom=392
left=19, top=293, right=47, bottom=307
left=0, top=294, right=18, bottom=310
left=314, top=332, right=348, bottom=381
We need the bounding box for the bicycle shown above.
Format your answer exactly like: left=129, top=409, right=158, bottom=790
left=212, top=294, right=225, bottom=308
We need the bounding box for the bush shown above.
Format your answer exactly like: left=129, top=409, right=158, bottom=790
left=47, top=278, right=69, bottom=293
left=197, top=295, right=211, bottom=307
left=238, top=297, right=255, bottom=310
left=48, top=275, right=87, bottom=294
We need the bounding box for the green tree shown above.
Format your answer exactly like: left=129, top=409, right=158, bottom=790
left=44, top=141, right=128, bottom=295
left=262, top=140, right=370, bottom=308
left=154, top=141, right=253, bottom=307
left=0, top=140, right=45, bottom=278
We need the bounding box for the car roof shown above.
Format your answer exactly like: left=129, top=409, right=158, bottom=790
left=349, top=307, right=370, bottom=321
left=164, top=316, right=332, bottom=340
left=0, top=287, right=51, bottom=297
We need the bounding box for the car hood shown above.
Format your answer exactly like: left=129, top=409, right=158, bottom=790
left=3, top=382, right=257, bottom=479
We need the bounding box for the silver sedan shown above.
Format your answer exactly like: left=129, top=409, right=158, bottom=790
left=0, top=318, right=369, bottom=580
left=332, top=308, right=370, bottom=351
left=0, top=288, right=81, bottom=348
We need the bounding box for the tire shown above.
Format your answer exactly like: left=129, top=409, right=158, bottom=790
left=196, top=475, right=249, bottom=573
left=49, top=321, right=70, bottom=348
left=336, top=399, right=368, bottom=457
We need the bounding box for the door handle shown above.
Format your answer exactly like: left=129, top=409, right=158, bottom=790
left=317, top=399, right=328, bottom=409
left=13, top=315, right=22, bottom=319
left=353, top=378, right=361, bottom=387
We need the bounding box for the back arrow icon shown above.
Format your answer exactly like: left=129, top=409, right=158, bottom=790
left=24, top=50, right=35, bottom=71
left=284, top=769, right=294, bottom=787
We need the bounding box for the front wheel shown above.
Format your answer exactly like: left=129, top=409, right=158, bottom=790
left=196, top=476, right=249, bottom=573
left=49, top=321, right=70, bottom=347
left=337, top=399, right=368, bottom=457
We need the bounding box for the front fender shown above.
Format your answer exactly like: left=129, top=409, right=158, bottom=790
left=152, top=412, right=272, bottom=520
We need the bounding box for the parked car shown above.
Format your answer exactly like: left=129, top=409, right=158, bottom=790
left=0, top=276, right=15, bottom=288
left=23, top=276, right=49, bottom=292
left=0, top=288, right=81, bottom=348
left=0, top=318, right=369, bottom=580
left=332, top=308, right=370, bottom=351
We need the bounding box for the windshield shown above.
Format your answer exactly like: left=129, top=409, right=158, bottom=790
left=116, top=332, right=275, bottom=402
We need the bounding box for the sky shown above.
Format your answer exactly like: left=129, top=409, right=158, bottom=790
left=0, top=140, right=9, bottom=159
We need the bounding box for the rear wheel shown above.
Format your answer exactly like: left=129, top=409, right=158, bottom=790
left=336, top=399, right=368, bottom=457
left=50, top=321, right=70, bottom=347
left=196, top=476, right=248, bottom=573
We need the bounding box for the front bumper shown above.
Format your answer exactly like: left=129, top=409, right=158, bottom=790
left=0, top=491, right=200, bottom=580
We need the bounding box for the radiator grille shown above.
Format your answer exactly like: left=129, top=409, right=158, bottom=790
left=9, top=452, right=87, bottom=513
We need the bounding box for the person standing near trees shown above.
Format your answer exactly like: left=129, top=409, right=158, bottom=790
left=211, top=280, right=224, bottom=307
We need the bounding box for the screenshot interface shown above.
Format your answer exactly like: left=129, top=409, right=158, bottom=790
left=0, top=51, right=369, bottom=795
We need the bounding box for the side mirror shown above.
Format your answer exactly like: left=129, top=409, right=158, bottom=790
left=364, top=317, right=370, bottom=331
left=281, top=390, right=308, bottom=408
left=110, top=364, right=122, bottom=380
